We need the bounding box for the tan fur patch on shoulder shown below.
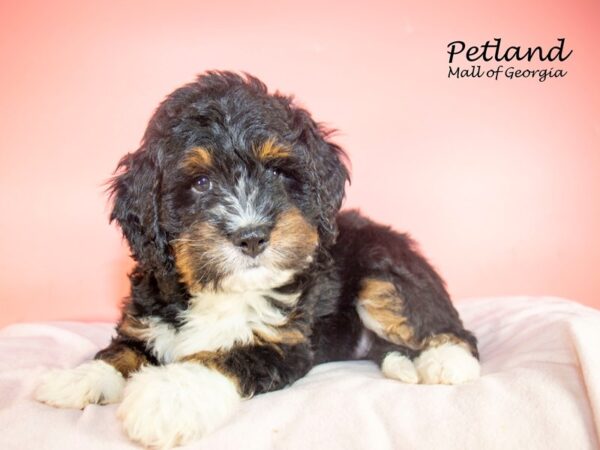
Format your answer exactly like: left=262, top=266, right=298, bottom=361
left=357, top=280, right=475, bottom=354
left=255, top=138, right=290, bottom=161
left=356, top=278, right=416, bottom=348
left=359, top=279, right=397, bottom=302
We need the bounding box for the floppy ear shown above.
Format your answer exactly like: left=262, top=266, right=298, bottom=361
left=296, top=111, right=350, bottom=246
left=109, top=142, right=172, bottom=274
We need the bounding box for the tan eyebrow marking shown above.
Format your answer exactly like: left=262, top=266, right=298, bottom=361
left=182, top=147, right=212, bottom=171
left=255, top=138, right=290, bottom=161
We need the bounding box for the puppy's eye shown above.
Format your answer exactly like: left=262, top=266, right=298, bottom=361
left=192, top=176, right=212, bottom=192
left=267, top=166, right=296, bottom=183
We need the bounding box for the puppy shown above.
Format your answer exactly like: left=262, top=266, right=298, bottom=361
left=35, top=71, right=480, bottom=448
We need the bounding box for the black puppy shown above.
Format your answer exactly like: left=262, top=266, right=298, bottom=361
left=36, top=71, right=480, bottom=448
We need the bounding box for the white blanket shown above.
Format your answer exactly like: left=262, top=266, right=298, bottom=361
left=1, top=297, right=599, bottom=449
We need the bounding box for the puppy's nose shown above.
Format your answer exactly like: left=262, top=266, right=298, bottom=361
left=232, top=226, right=270, bottom=257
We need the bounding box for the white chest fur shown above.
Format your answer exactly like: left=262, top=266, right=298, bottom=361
left=138, top=284, right=299, bottom=364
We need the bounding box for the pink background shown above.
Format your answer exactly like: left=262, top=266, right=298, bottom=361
left=1, top=0, right=599, bottom=327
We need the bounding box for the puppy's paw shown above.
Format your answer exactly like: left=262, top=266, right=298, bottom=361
left=34, top=360, right=125, bottom=408
left=414, top=343, right=480, bottom=385
left=117, top=362, right=241, bottom=448
left=381, top=352, right=419, bottom=384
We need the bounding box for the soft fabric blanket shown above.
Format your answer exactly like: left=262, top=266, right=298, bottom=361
left=1, top=297, right=599, bottom=449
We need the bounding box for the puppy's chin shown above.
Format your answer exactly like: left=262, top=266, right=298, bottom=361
left=212, top=243, right=315, bottom=293
left=216, top=265, right=297, bottom=293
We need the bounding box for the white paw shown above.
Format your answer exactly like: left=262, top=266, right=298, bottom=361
left=35, top=360, right=125, bottom=408
left=414, top=343, right=480, bottom=385
left=381, top=352, right=419, bottom=384
left=117, top=362, right=241, bottom=449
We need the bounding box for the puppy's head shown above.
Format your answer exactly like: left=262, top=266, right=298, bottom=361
left=110, top=72, right=349, bottom=293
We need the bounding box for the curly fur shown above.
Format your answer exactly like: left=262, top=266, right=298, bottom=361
left=36, top=71, right=480, bottom=448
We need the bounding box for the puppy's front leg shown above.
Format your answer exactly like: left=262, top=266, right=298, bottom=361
left=117, top=361, right=240, bottom=449
left=118, top=343, right=313, bottom=448
left=35, top=336, right=150, bottom=408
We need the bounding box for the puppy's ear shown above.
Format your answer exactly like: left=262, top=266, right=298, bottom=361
left=296, top=111, right=350, bottom=246
left=109, top=142, right=171, bottom=273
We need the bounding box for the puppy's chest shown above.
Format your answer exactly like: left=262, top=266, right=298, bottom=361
left=139, top=290, right=298, bottom=364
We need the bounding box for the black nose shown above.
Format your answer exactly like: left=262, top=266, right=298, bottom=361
left=232, top=226, right=270, bottom=257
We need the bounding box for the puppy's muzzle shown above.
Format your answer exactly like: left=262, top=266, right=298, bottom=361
left=231, top=225, right=271, bottom=258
